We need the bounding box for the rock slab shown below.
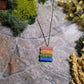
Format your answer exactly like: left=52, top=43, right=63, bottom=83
left=0, top=0, right=83, bottom=84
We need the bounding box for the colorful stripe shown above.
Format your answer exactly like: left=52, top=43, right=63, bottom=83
left=40, top=50, right=53, bottom=54
left=39, top=57, right=53, bottom=62
left=40, top=54, right=52, bottom=57
left=39, top=46, right=53, bottom=62
left=40, top=46, right=53, bottom=50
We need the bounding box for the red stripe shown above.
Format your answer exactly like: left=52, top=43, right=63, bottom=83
left=40, top=46, right=53, bottom=50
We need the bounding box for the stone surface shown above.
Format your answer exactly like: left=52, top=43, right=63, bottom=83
left=0, top=0, right=83, bottom=84
left=0, top=34, right=15, bottom=73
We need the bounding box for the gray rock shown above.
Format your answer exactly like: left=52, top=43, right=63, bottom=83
left=0, top=0, right=83, bottom=84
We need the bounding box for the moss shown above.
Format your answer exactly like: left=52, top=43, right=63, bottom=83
left=13, top=0, right=37, bottom=20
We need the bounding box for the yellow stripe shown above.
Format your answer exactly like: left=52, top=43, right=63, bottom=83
left=40, top=50, right=53, bottom=54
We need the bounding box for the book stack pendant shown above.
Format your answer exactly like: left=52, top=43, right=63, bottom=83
left=39, top=46, right=53, bottom=62
left=37, top=0, right=54, bottom=62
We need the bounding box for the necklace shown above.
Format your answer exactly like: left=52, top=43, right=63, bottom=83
left=37, top=0, right=54, bottom=62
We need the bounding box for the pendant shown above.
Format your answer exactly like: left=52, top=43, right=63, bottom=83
left=39, top=46, right=53, bottom=62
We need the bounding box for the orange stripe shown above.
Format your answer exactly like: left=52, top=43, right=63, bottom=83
left=40, top=50, right=53, bottom=54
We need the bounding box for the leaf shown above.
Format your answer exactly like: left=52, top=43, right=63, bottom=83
left=80, top=19, right=84, bottom=28
left=69, top=12, right=74, bottom=17
left=38, top=0, right=46, bottom=5
left=28, top=17, right=35, bottom=25
left=81, top=14, right=84, bottom=19
left=72, top=17, right=79, bottom=22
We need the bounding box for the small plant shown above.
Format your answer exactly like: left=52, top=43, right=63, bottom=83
left=13, top=0, right=37, bottom=20
left=68, top=40, right=84, bottom=84
left=0, top=12, right=27, bottom=36
left=75, top=35, right=84, bottom=56
left=57, top=0, right=84, bottom=29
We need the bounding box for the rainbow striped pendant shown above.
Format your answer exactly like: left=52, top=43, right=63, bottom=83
left=39, top=46, right=53, bottom=62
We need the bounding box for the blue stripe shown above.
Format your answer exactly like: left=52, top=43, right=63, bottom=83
left=39, top=57, right=53, bottom=62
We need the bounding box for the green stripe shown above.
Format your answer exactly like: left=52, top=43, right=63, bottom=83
left=40, top=54, right=52, bottom=57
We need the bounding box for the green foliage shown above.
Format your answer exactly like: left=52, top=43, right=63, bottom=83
left=7, top=0, right=17, bottom=10
left=13, top=0, right=37, bottom=20
left=57, top=0, right=84, bottom=29
left=75, top=35, right=84, bottom=56
left=0, top=0, right=38, bottom=36
left=0, top=12, right=27, bottom=36
left=28, top=17, right=35, bottom=25
left=38, top=0, right=46, bottom=5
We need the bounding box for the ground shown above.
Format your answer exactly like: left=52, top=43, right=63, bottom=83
left=0, top=0, right=83, bottom=84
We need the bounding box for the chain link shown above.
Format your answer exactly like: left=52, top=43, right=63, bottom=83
left=37, top=0, right=54, bottom=46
